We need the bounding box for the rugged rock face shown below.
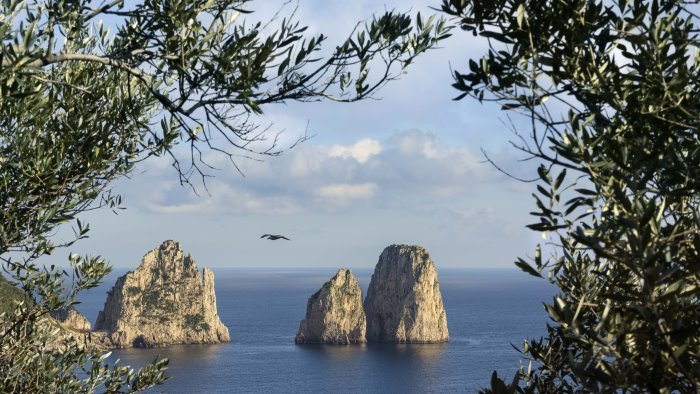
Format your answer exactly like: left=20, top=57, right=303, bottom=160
left=46, top=308, right=109, bottom=352
left=364, top=245, right=449, bottom=343
left=295, top=268, right=366, bottom=344
left=50, top=307, right=91, bottom=332
left=94, top=240, right=230, bottom=348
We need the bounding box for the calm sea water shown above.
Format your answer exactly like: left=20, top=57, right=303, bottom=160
left=77, top=268, right=555, bottom=393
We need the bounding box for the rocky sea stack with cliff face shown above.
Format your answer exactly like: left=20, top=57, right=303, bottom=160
left=295, top=268, right=366, bottom=345
left=364, top=244, right=449, bottom=343
left=94, top=240, right=230, bottom=348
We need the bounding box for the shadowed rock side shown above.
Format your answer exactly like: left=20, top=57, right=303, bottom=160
left=295, top=268, right=366, bottom=344
left=94, top=240, right=230, bottom=348
left=0, top=276, right=105, bottom=351
left=364, top=245, right=449, bottom=343
left=50, top=306, right=91, bottom=332
left=48, top=307, right=110, bottom=351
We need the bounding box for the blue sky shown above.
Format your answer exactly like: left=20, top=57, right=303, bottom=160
left=55, top=1, right=543, bottom=269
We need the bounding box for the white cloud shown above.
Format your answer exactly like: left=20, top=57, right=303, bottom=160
left=124, top=130, right=494, bottom=216
left=287, top=146, right=327, bottom=177
left=388, top=130, right=481, bottom=172
left=392, top=131, right=437, bottom=156
left=144, top=181, right=301, bottom=215
left=329, top=138, right=381, bottom=163
left=315, top=182, right=377, bottom=201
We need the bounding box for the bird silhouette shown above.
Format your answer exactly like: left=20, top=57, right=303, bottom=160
left=261, top=234, right=290, bottom=241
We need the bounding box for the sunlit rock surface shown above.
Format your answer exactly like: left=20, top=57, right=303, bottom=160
left=364, top=244, right=449, bottom=343
left=50, top=306, right=91, bottom=332
left=94, top=240, right=230, bottom=348
left=295, top=268, right=366, bottom=344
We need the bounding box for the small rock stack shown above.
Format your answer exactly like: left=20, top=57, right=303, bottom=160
left=50, top=307, right=92, bottom=332
left=295, top=268, right=366, bottom=344
left=295, top=244, right=449, bottom=344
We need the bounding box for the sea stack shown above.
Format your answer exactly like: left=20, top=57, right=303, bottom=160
left=364, top=245, right=449, bottom=343
left=94, top=240, right=230, bottom=348
left=295, top=268, right=366, bottom=344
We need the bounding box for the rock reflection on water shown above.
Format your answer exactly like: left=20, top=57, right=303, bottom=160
left=370, top=343, right=450, bottom=392
left=297, top=342, right=449, bottom=393
left=297, top=341, right=447, bottom=364
left=111, top=342, right=450, bottom=393
left=296, top=342, right=369, bottom=361
left=379, top=342, right=449, bottom=361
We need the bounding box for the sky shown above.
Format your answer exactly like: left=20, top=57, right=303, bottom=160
left=52, top=0, right=544, bottom=270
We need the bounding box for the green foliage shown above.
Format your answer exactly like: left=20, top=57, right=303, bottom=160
left=184, top=313, right=209, bottom=331
left=2, top=303, right=169, bottom=393
left=0, top=0, right=449, bottom=392
left=126, top=286, right=141, bottom=296
left=140, top=288, right=177, bottom=316
left=441, top=0, right=699, bottom=392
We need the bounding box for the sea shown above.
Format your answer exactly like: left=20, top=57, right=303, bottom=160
left=77, top=268, right=556, bottom=393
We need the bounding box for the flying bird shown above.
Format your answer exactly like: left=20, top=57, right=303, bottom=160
left=261, top=234, right=290, bottom=241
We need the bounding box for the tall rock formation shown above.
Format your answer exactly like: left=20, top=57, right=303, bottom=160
left=94, top=240, right=230, bottom=348
left=295, top=268, right=366, bottom=344
left=364, top=245, right=449, bottom=343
